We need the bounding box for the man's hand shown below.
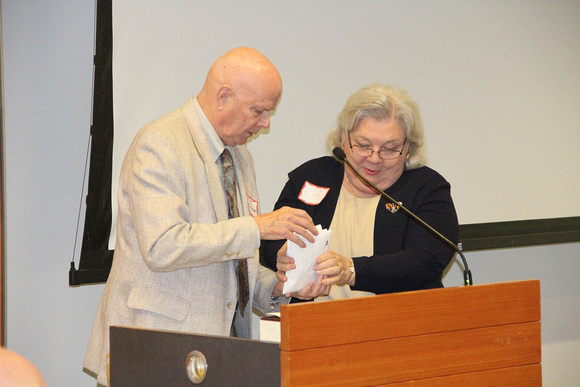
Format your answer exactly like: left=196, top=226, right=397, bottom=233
left=254, top=206, right=318, bottom=247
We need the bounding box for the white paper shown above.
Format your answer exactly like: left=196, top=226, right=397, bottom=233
left=282, top=225, right=332, bottom=294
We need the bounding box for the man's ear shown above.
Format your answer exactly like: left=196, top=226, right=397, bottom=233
left=216, top=85, right=232, bottom=110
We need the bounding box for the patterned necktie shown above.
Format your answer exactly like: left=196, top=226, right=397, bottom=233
left=221, top=149, right=249, bottom=316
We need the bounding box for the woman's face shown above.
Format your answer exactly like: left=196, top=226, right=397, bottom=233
left=342, top=117, right=408, bottom=195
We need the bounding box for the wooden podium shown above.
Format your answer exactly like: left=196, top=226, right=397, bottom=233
left=280, top=279, right=541, bottom=386
left=110, top=280, right=541, bottom=386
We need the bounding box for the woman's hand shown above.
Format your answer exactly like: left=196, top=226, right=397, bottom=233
left=313, top=251, right=355, bottom=287
left=273, top=242, right=331, bottom=299
left=275, top=242, right=294, bottom=280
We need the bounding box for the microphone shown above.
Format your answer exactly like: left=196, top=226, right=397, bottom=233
left=332, top=147, right=473, bottom=286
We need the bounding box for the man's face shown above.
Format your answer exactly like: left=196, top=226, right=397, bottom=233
left=217, top=82, right=281, bottom=146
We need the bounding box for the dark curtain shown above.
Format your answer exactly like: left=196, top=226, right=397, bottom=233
left=69, top=0, right=113, bottom=285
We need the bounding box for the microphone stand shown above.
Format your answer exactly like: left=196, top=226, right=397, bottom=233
left=333, top=147, right=473, bottom=286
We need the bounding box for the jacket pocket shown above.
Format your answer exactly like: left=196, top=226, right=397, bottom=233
left=127, top=286, right=190, bottom=321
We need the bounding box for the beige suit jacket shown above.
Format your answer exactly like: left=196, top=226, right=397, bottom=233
left=83, top=98, right=282, bottom=385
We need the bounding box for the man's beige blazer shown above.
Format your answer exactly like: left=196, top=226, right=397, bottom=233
left=83, top=98, right=281, bottom=385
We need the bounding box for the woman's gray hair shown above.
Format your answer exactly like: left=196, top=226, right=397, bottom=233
left=327, top=83, right=426, bottom=170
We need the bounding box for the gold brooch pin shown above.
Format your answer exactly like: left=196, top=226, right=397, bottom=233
left=385, top=202, right=402, bottom=213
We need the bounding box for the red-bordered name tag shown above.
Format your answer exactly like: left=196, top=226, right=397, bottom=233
left=298, top=181, right=330, bottom=205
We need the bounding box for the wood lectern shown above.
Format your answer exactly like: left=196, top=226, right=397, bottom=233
left=110, top=280, right=541, bottom=386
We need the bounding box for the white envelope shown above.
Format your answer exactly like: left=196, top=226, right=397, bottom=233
left=283, top=225, right=332, bottom=294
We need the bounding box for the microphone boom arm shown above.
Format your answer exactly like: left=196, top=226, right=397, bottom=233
left=333, top=147, right=472, bottom=286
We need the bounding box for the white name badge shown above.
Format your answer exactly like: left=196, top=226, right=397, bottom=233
left=298, top=181, right=330, bottom=205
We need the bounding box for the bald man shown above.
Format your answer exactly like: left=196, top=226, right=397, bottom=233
left=83, top=47, right=328, bottom=385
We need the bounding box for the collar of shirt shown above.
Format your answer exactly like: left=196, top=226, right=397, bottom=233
left=193, top=96, right=226, bottom=164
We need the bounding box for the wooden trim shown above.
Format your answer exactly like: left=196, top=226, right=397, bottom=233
left=281, top=280, right=540, bottom=351
left=385, top=364, right=542, bottom=387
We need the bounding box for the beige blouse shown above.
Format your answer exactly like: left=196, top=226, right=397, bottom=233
left=315, top=185, right=380, bottom=302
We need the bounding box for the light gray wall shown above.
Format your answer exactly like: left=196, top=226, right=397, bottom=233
left=1, top=1, right=579, bottom=386
left=3, top=1, right=105, bottom=386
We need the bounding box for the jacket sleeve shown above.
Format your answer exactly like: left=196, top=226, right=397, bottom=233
left=259, top=176, right=303, bottom=271
left=124, top=127, right=259, bottom=272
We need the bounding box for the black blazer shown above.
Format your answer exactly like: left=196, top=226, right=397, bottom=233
left=261, top=156, right=459, bottom=294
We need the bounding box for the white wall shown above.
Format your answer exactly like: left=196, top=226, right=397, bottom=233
left=1, top=1, right=579, bottom=386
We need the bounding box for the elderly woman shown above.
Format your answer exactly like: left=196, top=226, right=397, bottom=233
left=261, top=83, right=459, bottom=299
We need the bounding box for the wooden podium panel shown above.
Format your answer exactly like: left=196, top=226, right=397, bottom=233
left=280, top=280, right=541, bottom=386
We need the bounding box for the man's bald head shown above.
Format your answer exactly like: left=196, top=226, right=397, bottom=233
left=197, top=47, right=283, bottom=146
left=202, top=47, right=282, bottom=97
